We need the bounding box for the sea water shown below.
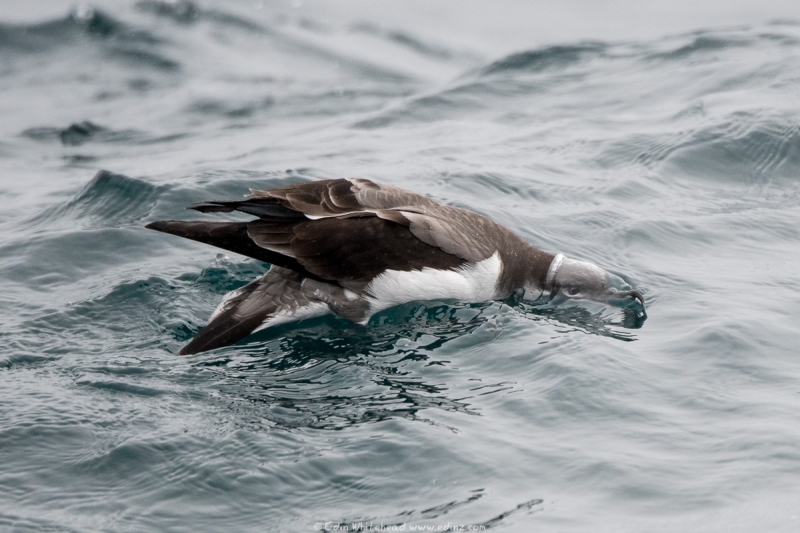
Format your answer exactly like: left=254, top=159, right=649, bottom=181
left=1, top=1, right=800, bottom=531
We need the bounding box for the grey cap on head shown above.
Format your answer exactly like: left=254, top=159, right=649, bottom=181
left=541, top=254, right=646, bottom=311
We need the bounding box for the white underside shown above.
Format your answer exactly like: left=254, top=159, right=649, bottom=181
left=364, top=252, right=503, bottom=317
left=208, top=286, right=247, bottom=323
left=242, top=252, right=503, bottom=332
left=252, top=301, right=330, bottom=333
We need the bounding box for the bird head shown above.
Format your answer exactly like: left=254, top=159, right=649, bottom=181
left=533, top=254, right=646, bottom=313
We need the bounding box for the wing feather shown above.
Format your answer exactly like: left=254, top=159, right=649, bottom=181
left=179, top=266, right=311, bottom=355
left=167, top=179, right=522, bottom=280
left=291, top=216, right=465, bottom=282
left=246, top=178, right=506, bottom=264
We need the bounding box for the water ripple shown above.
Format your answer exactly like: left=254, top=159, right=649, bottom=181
left=2, top=4, right=800, bottom=532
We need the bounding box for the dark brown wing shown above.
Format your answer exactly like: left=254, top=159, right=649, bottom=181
left=149, top=178, right=524, bottom=282
left=145, top=214, right=466, bottom=284
left=179, top=267, right=312, bottom=355
left=236, top=178, right=510, bottom=263
left=248, top=178, right=442, bottom=215
left=248, top=215, right=465, bottom=282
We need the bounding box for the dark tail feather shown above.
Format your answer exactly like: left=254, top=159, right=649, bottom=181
left=187, top=198, right=304, bottom=219
left=145, top=220, right=308, bottom=273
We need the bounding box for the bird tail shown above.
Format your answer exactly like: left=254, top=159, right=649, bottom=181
left=145, top=219, right=307, bottom=272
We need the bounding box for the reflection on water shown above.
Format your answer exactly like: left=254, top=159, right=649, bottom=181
left=196, top=305, right=490, bottom=431
left=189, top=297, right=642, bottom=431
left=522, top=304, right=645, bottom=340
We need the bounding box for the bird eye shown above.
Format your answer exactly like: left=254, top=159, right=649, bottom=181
left=568, top=287, right=580, bottom=296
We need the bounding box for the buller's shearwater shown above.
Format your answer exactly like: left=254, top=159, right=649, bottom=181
left=147, top=178, right=646, bottom=354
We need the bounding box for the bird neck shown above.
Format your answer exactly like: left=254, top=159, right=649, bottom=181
left=495, top=236, right=555, bottom=298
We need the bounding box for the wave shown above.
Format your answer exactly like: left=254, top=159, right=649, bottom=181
left=351, top=42, right=604, bottom=129
left=351, top=23, right=800, bottom=138
left=480, top=42, right=606, bottom=76
left=135, top=0, right=200, bottom=24
left=36, top=170, right=162, bottom=228
left=25, top=171, right=316, bottom=236
left=22, top=121, right=146, bottom=146
left=663, top=112, right=800, bottom=183
left=0, top=6, right=179, bottom=71
left=136, top=0, right=267, bottom=33
left=649, top=34, right=753, bottom=60
left=349, top=22, right=462, bottom=61
left=186, top=97, right=275, bottom=119
left=600, top=111, right=800, bottom=184
left=0, top=6, right=160, bottom=51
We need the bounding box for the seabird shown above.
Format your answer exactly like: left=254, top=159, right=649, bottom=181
left=146, top=178, right=645, bottom=355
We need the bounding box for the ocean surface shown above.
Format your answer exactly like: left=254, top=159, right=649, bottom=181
left=2, top=1, right=800, bottom=531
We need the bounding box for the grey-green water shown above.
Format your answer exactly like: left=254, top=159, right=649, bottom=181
left=2, top=1, right=800, bottom=531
